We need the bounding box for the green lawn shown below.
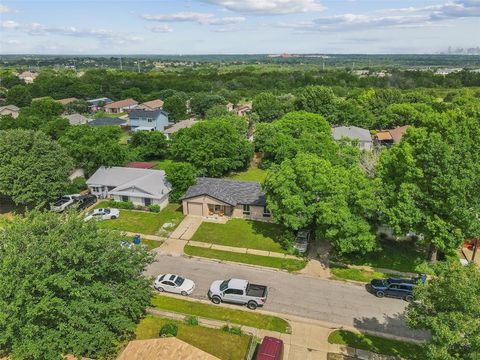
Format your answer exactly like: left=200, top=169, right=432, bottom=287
left=228, top=167, right=267, bottom=182
left=96, top=204, right=184, bottom=235
left=184, top=245, right=307, bottom=272
left=191, top=218, right=287, bottom=253
left=152, top=159, right=176, bottom=171
left=151, top=295, right=290, bottom=333
left=330, top=265, right=389, bottom=283
left=328, top=330, right=425, bottom=359
left=336, top=242, right=426, bottom=273
left=136, top=315, right=252, bottom=360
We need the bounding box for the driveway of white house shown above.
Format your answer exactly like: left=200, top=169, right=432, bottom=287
left=145, top=253, right=428, bottom=340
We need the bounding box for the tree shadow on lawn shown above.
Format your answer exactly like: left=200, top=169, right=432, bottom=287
left=249, top=219, right=289, bottom=250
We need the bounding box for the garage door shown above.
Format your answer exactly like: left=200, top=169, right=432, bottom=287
left=187, top=202, right=203, bottom=216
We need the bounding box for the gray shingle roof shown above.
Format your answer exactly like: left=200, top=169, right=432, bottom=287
left=88, top=117, right=126, bottom=127
left=129, top=109, right=167, bottom=119
left=63, top=113, right=90, bottom=125
left=332, top=126, right=372, bottom=142
left=180, top=177, right=266, bottom=206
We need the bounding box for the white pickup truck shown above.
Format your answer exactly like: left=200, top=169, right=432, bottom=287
left=208, top=278, right=268, bottom=310
left=51, top=194, right=79, bottom=212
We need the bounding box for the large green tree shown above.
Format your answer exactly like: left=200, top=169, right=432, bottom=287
left=6, top=85, right=32, bottom=107
left=190, top=94, right=226, bottom=117
left=59, top=125, right=128, bottom=176
left=377, top=112, right=480, bottom=259
left=163, top=94, right=187, bottom=121
left=264, top=153, right=378, bottom=254
left=165, top=162, right=197, bottom=203
left=169, top=119, right=253, bottom=177
left=252, top=92, right=285, bottom=122
left=129, top=131, right=168, bottom=161
left=406, top=263, right=480, bottom=360
left=0, top=211, right=153, bottom=359
left=0, top=129, right=73, bottom=207
left=294, top=86, right=338, bottom=118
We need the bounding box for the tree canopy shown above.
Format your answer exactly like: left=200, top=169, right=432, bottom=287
left=169, top=119, right=253, bottom=177
left=406, top=263, right=480, bottom=360
left=129, top=130, right=168, bottom=161
left=0, top=129, right=73, bottom=207
left=165, top=162, right=197, bottom=202
left=0, top=211, right=153, bottom=359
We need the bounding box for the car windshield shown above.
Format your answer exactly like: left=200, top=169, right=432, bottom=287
left=104, top=209, right=110, bottom=214
left=174, top=276, right=185, bottom=286
left=219, top=280, right=229, bottom=291
left=158, top=274, right=165, bottom=282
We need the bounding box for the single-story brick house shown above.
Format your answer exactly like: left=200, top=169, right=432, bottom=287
left=86, top=166, right=171, bottom=208
left=332, top=126, right=373, bottom=151
left=104, top=98, right=138, bottom=114
left=180, top=178, right=271, bottom=220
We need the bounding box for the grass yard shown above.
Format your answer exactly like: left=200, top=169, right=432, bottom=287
left=151, top=295, right=290, bottom=333
left=152, top=159, right=175, bottom=171
left=328, top=330, right=425, bottom=359
left=336, top=242, right=426, bottom=273
left=184, top=245, right=307, bottom=272
left=96, top=204, right=184, bottom=235
left=136, top=315, right=252, bottom=360
left=228, top=167, right=267, bottom=182
left=191, top=218, right=287, bottom=253
left=330, top=265, right=389, bottom=283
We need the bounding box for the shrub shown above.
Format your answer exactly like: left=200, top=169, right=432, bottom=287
left=184, top=315, right=199, bottom=326
left=68, top=176, right=87, bottom=193
left=221, top=325, right=243, bottom=335
left=148, top=204, right=161, bottom=213
left=112, top=201, right=134, bottom=210
left=159, top=323, right=178, bottom=337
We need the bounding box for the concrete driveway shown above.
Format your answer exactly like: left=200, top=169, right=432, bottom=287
left=146, top=254, right=427, bottom=340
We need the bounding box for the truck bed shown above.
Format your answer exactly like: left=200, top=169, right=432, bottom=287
left=246, top=283, right=267, bottom=298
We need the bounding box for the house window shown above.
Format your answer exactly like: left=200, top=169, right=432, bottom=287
left=147, top=118, right=153, bottom=123
left=263, top=206, right=271, bottom=217
left=243, top=204, right=250, bottom=215
left=121, top=196, right=129, bottom=202
left=144, top=198, right=152, bottom=206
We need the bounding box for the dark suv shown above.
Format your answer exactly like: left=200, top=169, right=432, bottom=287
left=74, top=194, right=97, bottom=211
left=369, top=275, right=426, bottom=302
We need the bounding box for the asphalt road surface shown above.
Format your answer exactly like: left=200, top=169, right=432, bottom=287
left=146, top=254, right=426, bottom=340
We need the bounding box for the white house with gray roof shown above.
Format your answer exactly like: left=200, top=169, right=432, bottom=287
left=332, top=126, right=373, bottom=150
left=180, top=178, right=271, bottom=220
left=86, top=166, right=171, bottom=208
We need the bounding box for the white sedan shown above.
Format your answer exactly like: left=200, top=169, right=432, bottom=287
left=84, top=208, right=120, bottom=221
left=154, top=274, right=196, bottom=296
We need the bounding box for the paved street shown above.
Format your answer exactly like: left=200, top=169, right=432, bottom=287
left=146, top=253, right=427, bottom=340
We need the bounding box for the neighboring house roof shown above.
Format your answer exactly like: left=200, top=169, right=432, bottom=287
left=375, top=131, right=393, bottom=141
left=332, top=126, right=372, bottom=142
left=127, top=162, right=156, bottom=169
left=0, top=105, right=20, bottom=112
left=87, top=166, right=170, bottom=199
left=181, top=177, right=266, bottom=206
left=117, top=338, right=218, bottom=360
left=88, top=117, right=125, bottom=126
left=129, top=108, right=167, bottom=119
left=18, top=71, right=37, bottom=79
left=56, top=97, right=77, bottom=105
left=62, top=113, right=90, bottom=125
left=139, top=99, right=164, bottom=110
left=87, top=97, right=113, bottom=105
left=388, top=125, right=409, bottom=143
left=164, top=118, right=196, bottom=135
left=104, top=98, right=138, bottom=109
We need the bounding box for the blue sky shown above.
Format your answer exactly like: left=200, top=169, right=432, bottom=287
left=0, top=0, right=479, bottom=54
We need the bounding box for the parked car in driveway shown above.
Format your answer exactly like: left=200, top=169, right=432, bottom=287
left=369, top=275, right=426, bottom=302
left=256, top=336, right=284, bottom=360
left=74, top=194, right=97, bottom=211
left=154, top=274, right=195, bottom=296
left=294, top=230, right=310, bottom=254
left=84, top=208, right=119, bottom=221
left=208, top=278, right=268, bottom=310
left=51, top=194, right=79, bottom=212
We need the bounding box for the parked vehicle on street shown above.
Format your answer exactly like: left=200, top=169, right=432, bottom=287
left=84, top=208, right=119, bottom=221
left=294, top=230, right=310, bottom=253
left=154, top=274, right=195, bottom=296
left=51, top=194, right=79, bottom=212
left=369, top=275, right=426, bottom=302
left=208, top=278, right=268, bottom=310
left=74, top=194, right=97, bottom=211
left=256, top=336, right=284, bottom=360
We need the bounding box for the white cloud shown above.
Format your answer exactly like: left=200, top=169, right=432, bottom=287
left=0, top=20, right=19, bottom=29
left=278, top=0, right=480, bottom=32
left=142, top=12, right=245, bottom=25
left=0, top=5, right=13, bottom=13
left=199, top=0, right=324, bottom=14
left=0, top=39, right=20, bottom=45
left=147, top=24, right=173, bottom=33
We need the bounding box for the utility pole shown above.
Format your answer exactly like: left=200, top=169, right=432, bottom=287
left=472, top=239, right=478, bottom=262
left=137, top=61, right=140, bottom=73
left=119, top=57, right=123, bottom=70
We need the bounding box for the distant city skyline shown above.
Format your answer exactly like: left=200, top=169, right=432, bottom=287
left=0, top=0, right=479, bottom=55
